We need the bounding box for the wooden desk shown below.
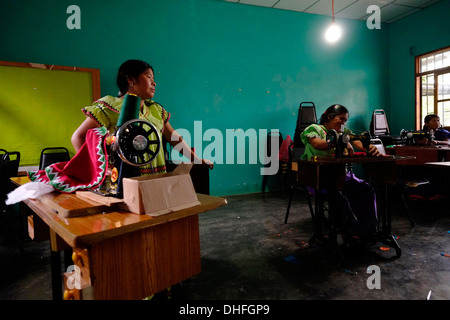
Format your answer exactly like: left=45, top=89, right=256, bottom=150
left=292, top=156, right=415, bottom=260
left=386, top=145, right=450, bottom=165
left=424, top=161, right=450, bottom=205
left=11, top=177, right=226, bottom=300
left=292, top=155, right=406, bottom=189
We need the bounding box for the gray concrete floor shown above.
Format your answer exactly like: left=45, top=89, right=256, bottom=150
left=1, top=191, right=449, bottom=301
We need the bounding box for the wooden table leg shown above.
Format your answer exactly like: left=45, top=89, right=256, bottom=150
left=49, top=230, right=71, bottom=300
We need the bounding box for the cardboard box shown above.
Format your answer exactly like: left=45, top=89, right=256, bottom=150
left=122, top=163, right=201, bottom=216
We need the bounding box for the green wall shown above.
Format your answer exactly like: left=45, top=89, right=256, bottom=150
left=0, top=0, right=390, bottom=196
left=389, top=0, right=450, bottom=134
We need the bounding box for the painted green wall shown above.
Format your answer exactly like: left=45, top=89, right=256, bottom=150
left=389, top=0, right=450, bottom=134
left=0, top=0, right=390, bottom=196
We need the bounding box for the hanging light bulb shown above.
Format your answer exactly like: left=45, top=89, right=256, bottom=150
left=324, top=0, right=342, bottom=43
left=325, top=22, right=342, bottom=43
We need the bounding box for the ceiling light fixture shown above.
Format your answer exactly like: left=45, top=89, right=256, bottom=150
left=324, top=0, right=342, bottom=43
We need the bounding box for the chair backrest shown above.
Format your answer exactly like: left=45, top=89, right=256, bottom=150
left=293, top=102, right=317, bottom=148
left=370, top=109, right=390, bottom=137
left=1, top=151, right=20, bottom=178
left=39, top=147, right=70, bottom=170
left=0, top=151, right=21, bottom=202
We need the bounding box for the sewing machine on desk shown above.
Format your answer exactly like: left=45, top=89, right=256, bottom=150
left=291, top=154, right=415, bottom=262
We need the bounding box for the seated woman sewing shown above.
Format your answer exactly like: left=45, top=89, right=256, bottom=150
left=299, top=104, right=381, bottom=241
left=417, top=114, right=450, bottom=146
left=300, top=104, right=381, bottom=159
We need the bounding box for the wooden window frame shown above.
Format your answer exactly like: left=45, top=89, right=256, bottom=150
left=415, top=46, right=450, bottom=130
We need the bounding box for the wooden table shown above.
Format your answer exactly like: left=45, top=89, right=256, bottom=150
left=386, top=145, right=450, bottom=165
left=292, top=155, right=415, bottom=261
left=11, top=176, right=227, bottom=300
left=424, top=161, right=450, bottom=206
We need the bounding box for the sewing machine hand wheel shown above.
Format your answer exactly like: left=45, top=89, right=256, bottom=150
left=114, top=119, right=161, bottom=166
left=326, top=129, right=339, bottom=147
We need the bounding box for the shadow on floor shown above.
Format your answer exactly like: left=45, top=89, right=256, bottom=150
left=1, top=192, right=449, bottom=301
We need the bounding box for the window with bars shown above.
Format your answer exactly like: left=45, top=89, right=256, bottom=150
left=415, top=47, right=450, bottom=129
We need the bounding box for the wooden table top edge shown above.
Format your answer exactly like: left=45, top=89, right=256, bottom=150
left=293, top=155, right=416, bottom=166
left=424, top=161, right=450, bottom=167
left=11, top=177, right=227, bottom=248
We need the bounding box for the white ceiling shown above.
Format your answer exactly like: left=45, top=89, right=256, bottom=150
left=223, top=0, right=443, bottom=23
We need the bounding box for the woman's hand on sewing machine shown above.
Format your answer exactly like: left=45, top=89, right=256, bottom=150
left=367, top=144, right=382, bottom=157
left=346, top=143, right=355, bottom=156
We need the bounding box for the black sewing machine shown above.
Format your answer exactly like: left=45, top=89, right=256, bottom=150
left=326, top=129, right=372, bottom=158
left=96, top=94, right=161, bottom=198
left=399, top=129, right=433, bottom=146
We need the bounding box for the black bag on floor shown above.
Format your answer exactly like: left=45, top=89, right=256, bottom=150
left=340, top=171, right=378, bottom=239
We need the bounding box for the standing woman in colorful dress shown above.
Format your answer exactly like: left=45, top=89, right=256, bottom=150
left=71, top=59, right=213, bottom=174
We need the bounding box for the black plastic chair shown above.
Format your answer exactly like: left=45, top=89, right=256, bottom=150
left=1, top=151, right=24, bottom=255
left=369, top=109, right=404, bottom=146
left=1, top=151, right=21, bottom=204
left=293, top=102, right=317, bottom=148
left=284, top=102, right=317, bottom=223
left=284, top=142, right=315, bottom=224
left=39, top=147, right=70, bottom=170
left=370, top=109, right=390, bottom=136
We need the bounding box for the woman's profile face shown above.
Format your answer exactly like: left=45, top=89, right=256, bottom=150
left=128, top=68, right=156, bottom=100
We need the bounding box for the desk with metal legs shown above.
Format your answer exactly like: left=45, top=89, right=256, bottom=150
left=292, top=156, right=414, bottom=261
left=424, top=161, right=450, bottom=208
left=11, top=176, right=226, bottom=300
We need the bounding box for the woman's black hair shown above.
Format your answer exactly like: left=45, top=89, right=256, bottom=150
left=423, top=114, right=439, bottom=131
left=116, top=59, right=153, bottom=97
left=319, top=104, right=349, bottom=125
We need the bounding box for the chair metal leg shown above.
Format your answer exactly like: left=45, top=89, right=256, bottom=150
left=284, top=187, right=295, bottom=224
left=306, top=194, right=314, bottom=221
left=400, top=191, right=415, bottom=227
left=285, top=187, right=315, bottom=224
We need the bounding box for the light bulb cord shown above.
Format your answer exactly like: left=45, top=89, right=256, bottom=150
left=332, top=0, right=335, bottom=22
